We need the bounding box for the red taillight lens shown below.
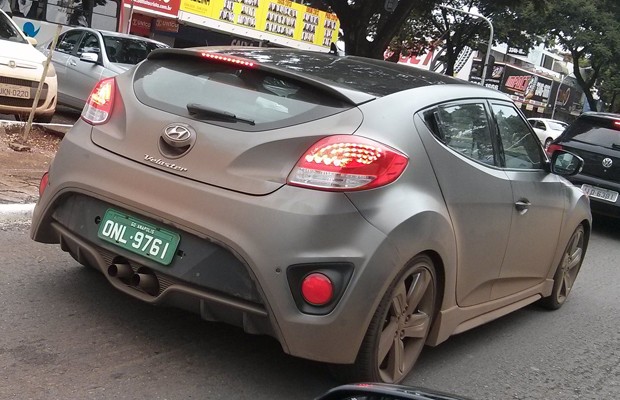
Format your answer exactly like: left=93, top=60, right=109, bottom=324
left=81, top=77, right=115, bottom=125
left=38, top=172, right=49, bottom=197
left=546, top=143, right=563, bottom=156
left=287, top=135, right=409, bottom=191
left=301, top=273, right=334, bottom=306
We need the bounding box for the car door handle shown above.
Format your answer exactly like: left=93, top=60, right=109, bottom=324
left=515, top=200, right=531, bottom=214
left=69, top=59, right=77, bottom=66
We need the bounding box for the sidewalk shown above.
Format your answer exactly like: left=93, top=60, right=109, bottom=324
left=0, top=119, right=69, bottom=223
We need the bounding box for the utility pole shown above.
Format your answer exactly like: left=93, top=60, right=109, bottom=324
left=439, top=5, right=494, bottom=86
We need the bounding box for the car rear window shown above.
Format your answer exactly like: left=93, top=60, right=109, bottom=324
left=133, top=57, right=353, bottom=131
left=563, top=116, right=620, bottom=148
left=222, top=49, right=461, bottom=97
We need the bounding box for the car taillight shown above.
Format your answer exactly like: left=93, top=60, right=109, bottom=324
left=39, top=171, right=49, bottom=197
left=301, top=273, right=334, bottom=306
left=81, top=78, right=115, bottom=125
left=287, top=135, right=409, bottom=191
left=546, top=143, right=563, bottom=156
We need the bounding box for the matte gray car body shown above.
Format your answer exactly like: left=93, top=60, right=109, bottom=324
left=31, top=47, right=591, bottom=384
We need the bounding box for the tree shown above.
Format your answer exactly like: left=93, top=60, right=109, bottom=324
left=303, top=0, right=437, bottom=59
left=597, top=64, right=620, bottom=112
left=541, top=0, right=620, bottom=111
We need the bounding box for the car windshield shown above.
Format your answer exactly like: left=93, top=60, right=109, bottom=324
left=102, top=35, right=167, bottom=65
left=0, top=13, right=27, bottom=44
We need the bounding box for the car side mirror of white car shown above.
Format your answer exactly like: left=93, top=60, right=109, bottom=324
left=550, top=150, right=584, bottom=176
left=27, top=37, right=38, bottom=46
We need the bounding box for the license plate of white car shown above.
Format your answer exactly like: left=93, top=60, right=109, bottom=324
left=581, top=184, right=619, bottom=203
left=0, top=83, right=31, bottom=99
left=97, top=209, right=180, bottom=265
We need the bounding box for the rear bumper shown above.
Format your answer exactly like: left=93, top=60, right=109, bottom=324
left=31, top=123, right=398, bottom=364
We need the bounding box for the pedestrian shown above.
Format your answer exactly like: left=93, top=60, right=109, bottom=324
left=0, top=0, right=12, bottom=17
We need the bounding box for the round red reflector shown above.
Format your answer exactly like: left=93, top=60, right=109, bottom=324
left=301, top=273, right=334, bottom=306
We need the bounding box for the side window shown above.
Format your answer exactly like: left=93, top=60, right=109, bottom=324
left=491, top=103, right=543, bottom=169
left=425, top=103, right=496, bottom=166
left=76, top=33, right=100, bottom=56
left=56, top=30, right=83, bottom=54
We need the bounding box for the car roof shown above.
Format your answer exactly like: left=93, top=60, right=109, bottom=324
left=62, top=26, right=168, bottom=46
left=149, top=47, right=495, bottom=100
left=579, top=112, right=620, bottom=121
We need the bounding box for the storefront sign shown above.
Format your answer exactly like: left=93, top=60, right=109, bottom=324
left=131, top=13, right=153, bottom=36
left=124, top=0, right=181, bottom=17
left=179, top=0, right=340, bottom=48
left=501, top=65, right=553, bottom=109
left=154, top=18, right=180, bottom=32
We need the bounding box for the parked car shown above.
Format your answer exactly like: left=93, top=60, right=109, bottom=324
left=528, top=117, right=568, bottom=148
left=31, top=47, right=591, bottom=384
left=548, top=112, right=620, bottom=218
left=40, top=27, right=168, bottom=109
left=0, top=9, right=57, bottom=122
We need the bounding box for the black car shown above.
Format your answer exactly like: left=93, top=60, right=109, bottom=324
left=549, top=112, right=620, bottom=218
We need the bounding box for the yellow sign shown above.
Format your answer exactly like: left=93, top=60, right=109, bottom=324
left=179, top=0, right=340, bottom=48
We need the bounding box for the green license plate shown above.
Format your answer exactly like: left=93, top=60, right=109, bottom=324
left=97, top=209, right=180, bottom=266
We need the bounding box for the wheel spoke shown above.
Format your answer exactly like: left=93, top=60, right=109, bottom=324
left=385, top=336, right=405, bottom=382
left=563, top=272, right=572, bottom=293
left=391, top=282, right=407, bottom=316
left=402, top=312, right=429, bottom=339
left=567, top=248, right=583, bottom=271
left=378, top=319, right=398, bottom=363
left=407, top=270, right=430, bottom=311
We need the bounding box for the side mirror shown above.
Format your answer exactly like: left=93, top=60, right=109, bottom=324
left=80, top=52, right=99, bottom=63
left=550, top=150, right=583, bottom=176
left=27, top=37, right=38, bottom=46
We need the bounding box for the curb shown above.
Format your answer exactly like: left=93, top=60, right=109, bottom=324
left=0, top=119, right=73, bottom=136
left=0, top=203, right=36, bottom=223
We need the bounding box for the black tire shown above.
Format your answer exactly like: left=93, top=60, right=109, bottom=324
left=539, top=224, right=586, bottom=310
left=544, top=137, right=553, bottom=149
left=330, top=254, right=437, bottom=384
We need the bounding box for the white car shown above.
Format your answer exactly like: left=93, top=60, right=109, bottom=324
left=528, top=118, right=568, bottom=148
left=0, top=10, right=57, bottom=122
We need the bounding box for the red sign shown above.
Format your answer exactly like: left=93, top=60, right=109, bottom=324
left=154, top=18, right=179, bottom=33
left=124, top=0, right=181, bottom=18
left=131, top=13, right=153, bottom=37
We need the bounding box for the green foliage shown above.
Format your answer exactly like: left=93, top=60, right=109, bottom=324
left=540, top=0, right=620, bottom=111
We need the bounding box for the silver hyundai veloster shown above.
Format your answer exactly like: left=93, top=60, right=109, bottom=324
left=31, top=47, right=591, bottom=384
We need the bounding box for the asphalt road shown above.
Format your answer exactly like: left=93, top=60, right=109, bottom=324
left=1, top=217, right=619, bottom=400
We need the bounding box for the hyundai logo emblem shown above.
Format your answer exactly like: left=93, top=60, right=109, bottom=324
left=602, top=158, right=613, bottom=168
left=162, top=123, right=194, bottom=148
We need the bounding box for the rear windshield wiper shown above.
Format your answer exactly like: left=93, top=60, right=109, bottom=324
left=187, top=103, right=255, bottom=125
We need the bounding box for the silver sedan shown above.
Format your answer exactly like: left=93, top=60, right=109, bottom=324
left=41, top=28, right=167, bottom=109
